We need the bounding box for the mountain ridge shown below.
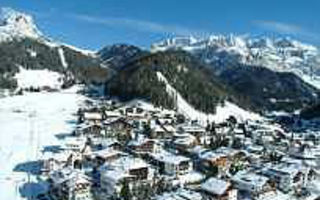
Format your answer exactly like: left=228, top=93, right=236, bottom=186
left=0, top=8, right=110, bottom=90
left=1, top=7, right=319, bottom=117
left=151, top=35, right=320, bottom=89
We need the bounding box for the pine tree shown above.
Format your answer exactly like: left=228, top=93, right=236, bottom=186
left=120, top=181, right=131, bottom=200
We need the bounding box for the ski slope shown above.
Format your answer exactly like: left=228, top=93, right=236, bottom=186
left=156, top=71, right=261, bottom=124
left=58, top=47, right=68, bottom=69
left=0, top=86, right=87, bottom=200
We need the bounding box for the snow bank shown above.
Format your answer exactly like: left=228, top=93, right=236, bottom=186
left=0, top=85, right=87, bottom=200
left=14, top=67, right=64, bottom=89
left=156, top=71, right=261, bottom=124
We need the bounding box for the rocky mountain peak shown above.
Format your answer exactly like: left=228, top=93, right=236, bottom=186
left=0, top=7, right=42, bottom=42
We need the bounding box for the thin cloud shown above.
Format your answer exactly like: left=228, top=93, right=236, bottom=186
left=69, top=13, right=208, bottom=36
left=253, top=20, right=318, bottom=40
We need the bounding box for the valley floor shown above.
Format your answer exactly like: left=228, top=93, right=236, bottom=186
left=0, top=86, right=87, bottom=200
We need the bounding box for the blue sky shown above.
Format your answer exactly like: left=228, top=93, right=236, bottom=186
left=2, top=0, right=320, bottom=50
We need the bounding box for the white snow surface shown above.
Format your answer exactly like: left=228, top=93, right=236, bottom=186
left=0, top=85, right=87, bottom=200
left=0, top=7, right=42, bottom=42
left=156, top=71, right=261, bottom=125
left=14, top=67, right=64, bottom=89
left=26, top=49, right=37, bottom=57
left=58, top=48, right=68, bottom=69
left=62, top=43, right=97, bottom=57
left=301, top=73, right=320, bottom=90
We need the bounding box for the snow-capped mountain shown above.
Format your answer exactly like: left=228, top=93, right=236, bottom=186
left=0, top=7, right=318, bottom=114
left=151, top=35, right=320, bottom=89
left=0, top=7, right=96, bottom=55
left=98, top=44, right=145, bottom=70
left=0, top=8, right=109, bottom=91
left=0, top=7, right=42, bottom=42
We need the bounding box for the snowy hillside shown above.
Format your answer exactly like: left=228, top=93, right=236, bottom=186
left=0, top=8, right=110, bottom=90
left=98, top=44, right=144, bottom=70
left=151, top=35, right=320, bottom=89
left=0, top=7, right=42, bottom=42
left=156, top=71, right=261, bottom=124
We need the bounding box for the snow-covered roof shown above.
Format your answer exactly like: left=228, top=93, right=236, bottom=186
left=262, top=163, right=303, bottom=177
left=178, top=123, right=206, bottom=133
left=246, top=145, right=264, bottom=153
left=154, top=189, right=202, bottom=200
left=99, top=138, right=120, bottom=147
left=173, top=136, right=196, bottom=146
left=234, top=128, right=244, bottom=134
left=232, top=171, right=269, bottom=189
left=103, top=117, right=132, bottom=126
left=159, top=109, right=176, bottom=117
left=173, top=132, right=197, bottom=146
left=100, top=168, right=134, bottom=183
left=101, top=156, right=148, bottom=172
left=88, top=148, right=124, bottom=159
left=178, top=171, right=204, bottom=184
left=258, top=191, right=291, bottom=200
left=201, top=177, right=230, bottom=196
left=49, top=167, right=91, bottom=186
left=105, top=110, right=122, bottom=117
left=125, top=99, right=160, bottom=112
left=199, top=150, right=225, bottom=161
left=127, top=134, right=156, bottom=147
left=152, top=150, right=190, bottom=165
left=289, top=147, right=317, bottom=160
left=84, top=112, right=102, bottom=120
left=215, top=147, right=238, bottom=155
left=100, top=156, right=149, bottom=182
left=198, top=147, right=237, bottom=161
left=189, top=145, right=208, bottom=155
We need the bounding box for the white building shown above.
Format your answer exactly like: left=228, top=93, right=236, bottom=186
left=154, top=188, right=203, bottom=200
left=49, top=167, right=92, bottom=200
left=152, top=150, right=192, bottom=176
left=99, top=156, right=152, bottom=197
left=261, top=163, right=306, bottom=192
left=232, top=171, right=270, bottom=196
left=201, top=177, right=237, bottom=200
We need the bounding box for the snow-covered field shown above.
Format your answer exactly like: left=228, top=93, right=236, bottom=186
left=0, top=86, right=87, bottom=200
left=14, top=67, right=64, bottom=90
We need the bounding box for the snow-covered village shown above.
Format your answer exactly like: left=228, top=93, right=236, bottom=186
left=2, top=2, right=320, bottom=200
left=2, top=80, right=320, bottom=200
